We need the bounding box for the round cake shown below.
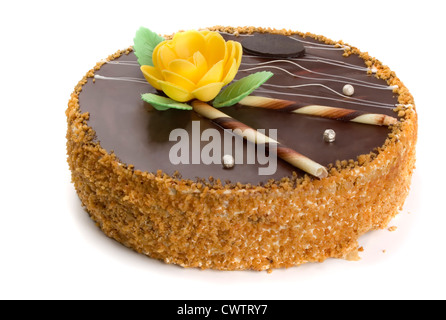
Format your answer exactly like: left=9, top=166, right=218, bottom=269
left=66, top=26, right=417, bottom=271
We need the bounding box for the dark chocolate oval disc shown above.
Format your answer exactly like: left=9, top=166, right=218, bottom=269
left=241, top=33, right=305, bottom=58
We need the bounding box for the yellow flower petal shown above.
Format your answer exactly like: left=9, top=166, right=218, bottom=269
left=161, top=70, right=196, bottom=92
left=192, top=82, right=224, bottom=102
left=193, top=51, right=208, bottom=80
left=141, top=65, right=163, bottom=90
left=152, top=40, right=166, bottom=69
left=156, top=43, right=177, bottom=70
left=172, top=30, right=206, bottom=59
left=204, top=32, right=226, bottom=66
left=159, top=81, right=194, bottom=102
left=224, top=41, right=242, bottom=68
left=168, top=59, right=200, bottom=83
left=224, top=41, right=236, bottom=66
left=199, top=30, right=211, bottom=37
left=196, top=60, right=224, bottom=87
left=222, top=41, right=242, bottom=85
left=233, top=41, right=243, bottom=69
left=221, top=58, right=237, bottom=85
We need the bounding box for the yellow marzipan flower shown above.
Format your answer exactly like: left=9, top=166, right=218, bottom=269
left=141, top=30, right=243, bottom=102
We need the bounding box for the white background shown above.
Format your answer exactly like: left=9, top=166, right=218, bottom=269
left=1, top=0, right=444, bottom=300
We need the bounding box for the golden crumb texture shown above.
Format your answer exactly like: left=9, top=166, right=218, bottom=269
left=66, top=26, right=417, bottom=271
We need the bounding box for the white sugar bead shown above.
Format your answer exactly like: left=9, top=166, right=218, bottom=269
left=323, top=129, right=336, bottom=143
left=222, top=154, right=235, bottom=169
left=342, top=84, right=355, bottom=96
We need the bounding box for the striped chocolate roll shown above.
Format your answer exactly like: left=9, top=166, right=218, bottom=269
left=238, top=96, right=398, bottom=126
left=191, top=100, right=328, bottom=179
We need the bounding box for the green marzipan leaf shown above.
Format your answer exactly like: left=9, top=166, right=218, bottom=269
left=141, top=93, right=192, bottom=111
left=212, top=71, right=274, bottom=108
left=133, top=27, right=165, bottom=67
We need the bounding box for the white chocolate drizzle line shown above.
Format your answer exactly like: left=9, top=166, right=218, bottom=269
left=94, top=74, right=147, bottom=84
left=300, top=46, right=347, bottom=51
left=261, top=83, right=394, bottom=108
left=295, top=56, right=371, bottom=72
left=241, top=54, right=373, bottom=73
left=239, top=64, right=396, bottom=91
left=104, top=60, right=140, bottom=66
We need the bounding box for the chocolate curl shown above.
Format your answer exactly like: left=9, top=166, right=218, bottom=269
left=191, top=100, right=328, bottom=179
left=239, top=96, right=398, bottom=126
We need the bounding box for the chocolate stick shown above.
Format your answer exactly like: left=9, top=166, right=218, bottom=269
left=191, top=100, right=328, bottom=179
left=238, top=96, right=398, bottom=126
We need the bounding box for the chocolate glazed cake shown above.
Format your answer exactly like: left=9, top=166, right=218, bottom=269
left=66, top=27, right=417, bottom=271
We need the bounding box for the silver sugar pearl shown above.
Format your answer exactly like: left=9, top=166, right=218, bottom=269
left=342, top=84, right=355, bottom=96
left=323, top=129, right=336, bottom=143
left=222, top=154, right=235, bottom=169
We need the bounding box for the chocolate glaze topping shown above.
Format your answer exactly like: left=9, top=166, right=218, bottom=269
left=79, top=32, right=398, bottom=184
